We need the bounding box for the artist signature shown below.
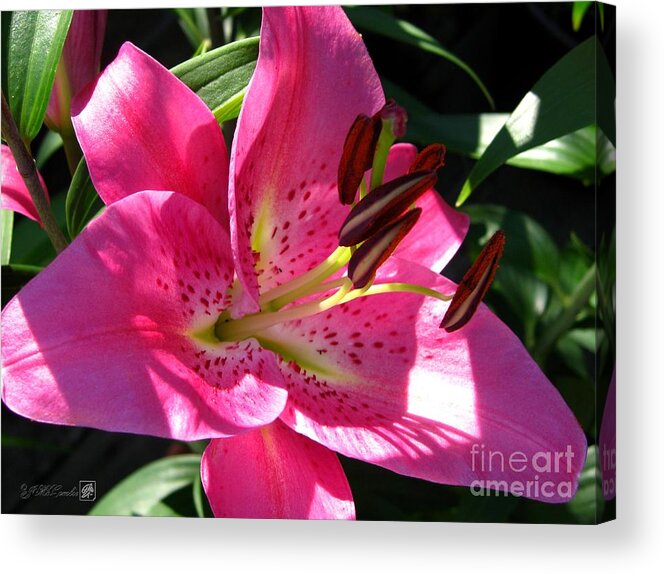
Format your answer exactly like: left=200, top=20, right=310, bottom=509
left=19, top=483, right=79, bottom=500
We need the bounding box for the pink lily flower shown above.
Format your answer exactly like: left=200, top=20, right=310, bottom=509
left=46, top=10, right=107, bottom=136
left=1, top=7, right=586, bottom=519
left=1, top=144, right=49, bottom=224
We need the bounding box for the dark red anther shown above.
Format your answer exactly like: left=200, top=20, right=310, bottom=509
left=440, top=230, right=506, bottom=333
left=337, top=114, right=382, bottom=205
left=338, top=171, right=436, bottom=247
left=348, top=208, right=422, bottom=289
left=373, top=98, right=407, bottom=138
left=409, top=143, right=447, bottom=173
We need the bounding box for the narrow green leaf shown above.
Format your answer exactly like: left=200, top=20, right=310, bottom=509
left=35, top=129, right=63, bottom=169
left=89, top=454, right=201, bottom=517
left=572, top=2, right=592, bottom=32
left=456, top=37, right=615, bottom=206
left=173, top=8, right=210, bottom=49
left=462, top=204, right=565, bottom=349
left=345, top=6, right=494, bottom=109
left=1, top=210, right=14, bottom=265
left=143, top=501, right=183, bottom=517
left=213, top=87, right=248, bottom=124
left=384, top=80, right=614, bottom=183
left=171, top=37, right=258, bottom=124
left=65, top=158, right=103, bottom=240
left=193, top=39, right=212, bottom=57
left=7, top=10, right=73, bottom=142
left=533, top=263, right=597, bottom=363
left=463, top=204, right=560, bottom=285
left=192, top=474, right=205, bottom=518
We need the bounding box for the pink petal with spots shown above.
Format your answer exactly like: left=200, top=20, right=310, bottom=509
left=1, top=145, right=49, bottom=224
left=599, top=368, right=616, bottom=500
left=381, top=143, right=469, bottom=272
left=71, top=42, right=229, bottom=225
left=228, top=6, right=385, bottom=309
left=1, top=192, right=286, bottom=440
left=268, top=259, right=586, bottom=502
left=202, top=420, right=355, bottom=519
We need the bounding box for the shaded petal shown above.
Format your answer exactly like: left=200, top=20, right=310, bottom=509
left=202, top=420, right=355, bottom=519
left=1, top=145, right=49, bottom=224
left=229, top=6, right=385, bottom=310
left=1, top=191, right=286, bottom=440
left=71, top=42, right=229, bottom=225
left=382, top=143, right=469, bottom=272
left=599, top=368, right=616, bottom=500
left=266, top=258, right=586, bottom=502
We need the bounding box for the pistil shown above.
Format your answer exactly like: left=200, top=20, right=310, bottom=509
left=215, top=278, right=454, bottom=343
left=259, top=246, right=352, bottom=311
left=369, top=100, right=407, bottom=191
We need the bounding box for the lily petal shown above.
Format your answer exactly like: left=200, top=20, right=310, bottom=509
left=229, top=6, right=385, bottom=309
left=71, top=42, right=229, bottom=226
left=599, top=368, right=616, bottom=500
left=383, top=143, right=469, bottom=272
left=1, top=191, right=287, bottom=440
left=266, top=258, right=586, bottom=502
left=1, top=145, right=49, bottom=224
left=202, top=420, right=355, bottom=519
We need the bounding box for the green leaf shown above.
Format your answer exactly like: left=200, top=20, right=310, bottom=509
left=192, top=474, right=206, bottom=518
left=1, top=210, right=14, bottom=266
left=345, top=6, right=494, bottom=109
left=65, top=158, right=103, bottom=240
left=572, top=2, right=592, bottom=32
left=556, top=333, right=593, bottom=379
left=7, top=10, right=73, bottom=143
left=35, top=129, right=63, bottom=169
left=456, top=36, right=615, bottom=206
left=383, top=80, right=614, bottom=183
left=567, top=445, right=604, bottom=523
left=173, top=8, right=210, bottom=49
left=572, top=3, right=605, bottom=32
left=89, top=454, right=201, bottom=517
left=171, top=37, right=258, bottom=124
left=463, top=204, right=560, bottom=284
left=463, top=205, right=563, bottom=349
left=143, top=501, right=183, bottom=517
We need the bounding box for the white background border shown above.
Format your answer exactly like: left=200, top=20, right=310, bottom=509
left=2, top=0, right=663, bottom=572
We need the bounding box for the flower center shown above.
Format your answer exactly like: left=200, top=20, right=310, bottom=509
left=214, top=101, right=504, bottom=343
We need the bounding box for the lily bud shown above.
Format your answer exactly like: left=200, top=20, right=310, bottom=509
left=46, top=10, right=107, bottom=135
left=409, top=143, right=446, bottom=173
left=338, top=171, right=435, bottom=246
left=337, top=113, right=381, bottom=205
left=440, top=230, right=506, bottom=333
left=348, top=208, right=422, bottom=289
